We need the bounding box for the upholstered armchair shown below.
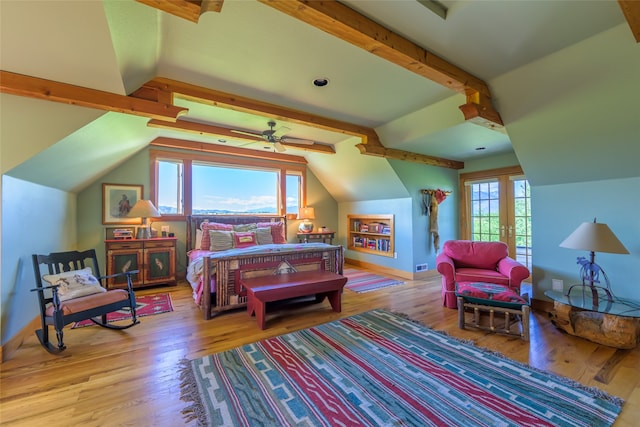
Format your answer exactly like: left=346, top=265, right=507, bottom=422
left=436, top=240, right=530, bottom=309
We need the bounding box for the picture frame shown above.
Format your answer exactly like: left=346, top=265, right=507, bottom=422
left=102, top=183, right=143, bottom=225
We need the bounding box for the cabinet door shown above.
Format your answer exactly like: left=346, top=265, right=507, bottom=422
left=144, top=245, right=176, bottom=285
left=107, top=249, right=143, bottom=289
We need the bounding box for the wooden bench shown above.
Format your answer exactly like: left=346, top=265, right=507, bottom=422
left=240, top=270, right=348, bottom=329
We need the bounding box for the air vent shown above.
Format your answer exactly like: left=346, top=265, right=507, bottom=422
left=416, top=263, right=428, bottom=272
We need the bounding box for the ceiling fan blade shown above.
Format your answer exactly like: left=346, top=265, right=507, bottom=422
left=280, top=136, right=315, bottom=145
left=273, top=126, right=291, bottom=138
left=231, top=129, right=263, bottom=138
left=274, top=142, right=287, bottom=152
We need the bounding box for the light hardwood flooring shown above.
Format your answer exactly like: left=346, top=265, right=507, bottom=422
left=1, top=269, right=639, bottom=426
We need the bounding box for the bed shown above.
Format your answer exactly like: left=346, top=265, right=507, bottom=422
left=186, top=215, right=344, bottom=320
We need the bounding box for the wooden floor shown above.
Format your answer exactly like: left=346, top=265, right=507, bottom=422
left=1, top=269, right=639, bottom=426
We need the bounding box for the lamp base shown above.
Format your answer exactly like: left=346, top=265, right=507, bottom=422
left=298, top=221, right=314, bottom=233
left=136, top=227, right=152, bottom=239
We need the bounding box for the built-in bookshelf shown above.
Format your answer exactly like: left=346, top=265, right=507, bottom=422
left=347, top=214, right=395, bottom=257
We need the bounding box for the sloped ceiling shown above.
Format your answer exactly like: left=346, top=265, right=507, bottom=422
left=1, top=0, right=637, bottom=197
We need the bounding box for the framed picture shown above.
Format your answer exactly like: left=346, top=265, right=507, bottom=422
left=105, top=226, right=135, bottom=240
left=102, top=183, right=143, bottom=225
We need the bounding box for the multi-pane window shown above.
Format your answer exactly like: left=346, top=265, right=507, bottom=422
left=470, top=181, right=500, bottom=242
left=151, top=150, right=306, bottom=219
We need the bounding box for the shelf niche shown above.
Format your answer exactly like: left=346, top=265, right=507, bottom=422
left=347, top=214, right=395, bottom=257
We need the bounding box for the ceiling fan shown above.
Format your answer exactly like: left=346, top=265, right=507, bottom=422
left=231, top=120, right=315, bottom=152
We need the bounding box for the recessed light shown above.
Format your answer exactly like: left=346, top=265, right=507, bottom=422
left=218, top=139, right=227, bottom=143
left=312, top=77, right=330, bottom=87
left=475, top=147, right=486, bottom=151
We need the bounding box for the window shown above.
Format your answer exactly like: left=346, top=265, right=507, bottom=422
left=151, top=149, right=306, bottom=220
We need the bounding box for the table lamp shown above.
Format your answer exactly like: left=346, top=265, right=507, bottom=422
left=559, top=218, right=629, bottom=306
left=298, top=207, right=315, bottom=233
left=127, top=200, right=161, bottom=239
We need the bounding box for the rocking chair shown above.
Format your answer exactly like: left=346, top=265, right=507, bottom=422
left=32, top=249, right=139, bottom=354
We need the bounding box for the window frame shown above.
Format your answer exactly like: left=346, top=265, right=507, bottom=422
left=150, top=149, right=307, bottom=221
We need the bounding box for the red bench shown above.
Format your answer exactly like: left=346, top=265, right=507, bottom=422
left=240, top=270, right=348, bottom=329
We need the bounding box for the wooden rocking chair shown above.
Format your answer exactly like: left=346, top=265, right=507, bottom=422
left=31, top=249, right=139, bottom=354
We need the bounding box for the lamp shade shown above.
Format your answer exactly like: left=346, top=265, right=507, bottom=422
left=127, top=200, right=161, bottom=219
left=559, top=221, right=629, bottom=254
left=298, top=207, right=315, bottom=220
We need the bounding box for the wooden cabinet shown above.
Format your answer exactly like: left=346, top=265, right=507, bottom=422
left=105, top=237, right=177, bottom=289
left=347, top=214, right=394, bottom=257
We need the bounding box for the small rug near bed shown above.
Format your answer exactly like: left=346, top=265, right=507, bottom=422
left=343, top=268, right=403, bottom=293
left=72, top=293, right=173, bottom=328
left=179, top=309, right=623, bottom=427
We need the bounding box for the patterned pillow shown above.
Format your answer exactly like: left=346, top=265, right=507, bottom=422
left=200, top=222, right=233, bottom=250
left=42, top=267, right=106, bottom=302
left=256, top=221, right=286, bottom=244
left=208, top=229, right=234, bottom=251
left=255, top=227, right=274, bottom=245
left=233, top=231, right=258, bottom=248
left=455, top=282, right=527, bottom=309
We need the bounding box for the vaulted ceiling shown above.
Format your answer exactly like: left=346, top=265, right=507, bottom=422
left=1, top=0, right=638, bottom=196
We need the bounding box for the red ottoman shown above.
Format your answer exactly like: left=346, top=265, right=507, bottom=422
left=455, top=281, right=530, bottom=341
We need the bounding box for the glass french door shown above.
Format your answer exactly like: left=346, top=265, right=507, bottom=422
left=460, top=166, right=532, bottom=274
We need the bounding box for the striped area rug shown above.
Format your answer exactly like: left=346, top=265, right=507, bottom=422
left=179, top=309, right=623, bottom=427
left=343, top=268, right=403, bottom=293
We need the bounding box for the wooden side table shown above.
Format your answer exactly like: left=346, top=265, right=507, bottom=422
left=105, top=237, right=177, bottom=289
left=297, top=230, right=335, bottom=244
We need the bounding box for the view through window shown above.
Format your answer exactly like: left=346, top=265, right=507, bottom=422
left=153, top=151, right=305, bottom=217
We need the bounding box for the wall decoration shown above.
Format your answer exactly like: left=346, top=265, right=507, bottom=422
left=102, top=183, right=143, bottom=225
left=421, top=189, right=451, bottom=253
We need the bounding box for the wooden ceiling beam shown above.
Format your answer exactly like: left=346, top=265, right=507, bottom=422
left=147, top=118, right=336, bottom=154
left=150, top=136, right=308, bottom=164
left=136, top=77, right=464, bottom=168
left=135, top=0, right=224, bottom=23
left=618, top=0, right=640, bottom=43
left=257, top=0, right=502, bottom=128
left=0, top=70, right=187, bottom=121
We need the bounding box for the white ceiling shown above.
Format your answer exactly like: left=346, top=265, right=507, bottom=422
left=0, top=0, right=632, bottom=191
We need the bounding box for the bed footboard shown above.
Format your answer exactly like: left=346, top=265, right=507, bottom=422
left=201, top=245, right=344, bottom=320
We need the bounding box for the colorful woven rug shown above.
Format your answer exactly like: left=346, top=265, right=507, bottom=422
left=343, top=268, right=403, bottom=293
left=179, top=309, right=623, bottom=426
left=72, top=293, right=173, bottom=328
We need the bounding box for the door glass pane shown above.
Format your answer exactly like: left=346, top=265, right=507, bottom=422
left=513, top=179, right=532, bottom=270
left=470, top=181, right=500, bottom=242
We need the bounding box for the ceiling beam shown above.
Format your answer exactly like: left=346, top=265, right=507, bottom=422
left=0, top=70, right=187, bottom=121
left=256, top=0, right=502, bottom=129
left=146, top=119, right=336, bottom=154
left=135, top=0, right=224, bottom=23
left=135, top=77, right=464, bottom=169
left=150, top=137, right=308, bottom=164
left=618, top=0, right=640, bottom=43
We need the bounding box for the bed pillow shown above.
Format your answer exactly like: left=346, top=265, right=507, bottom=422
left=42, top=267, right=106, bottom=302
left=233, top=231, right=258, bottom=248
left=200, top=222, right=233, bottom=250
left=208, top=229, right=235, bottom=251
left=257, top=221, right=286, bottom=244
left=255, top=227, right=274, bottom=245
left=233, top=223, right=257, bottom=232
left=195, top=229, right=203, bottom=250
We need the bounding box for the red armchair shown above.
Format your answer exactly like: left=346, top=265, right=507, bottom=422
left=436, top=240, right=530, bottom=309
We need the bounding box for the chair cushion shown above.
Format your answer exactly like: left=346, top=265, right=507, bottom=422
left=443, top=240, right=508, bottom=270
left=42, top=267, right=106, bottom=301
left=455, top=268, right=510, bottom=286
left=456, top=281, right=527, bottom=309
left=45, top=289, right=129, bottom=316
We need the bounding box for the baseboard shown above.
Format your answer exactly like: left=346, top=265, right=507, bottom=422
left=344, top=258, right=440, bottom=281
left=1, top=316, right=40, bottom=363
